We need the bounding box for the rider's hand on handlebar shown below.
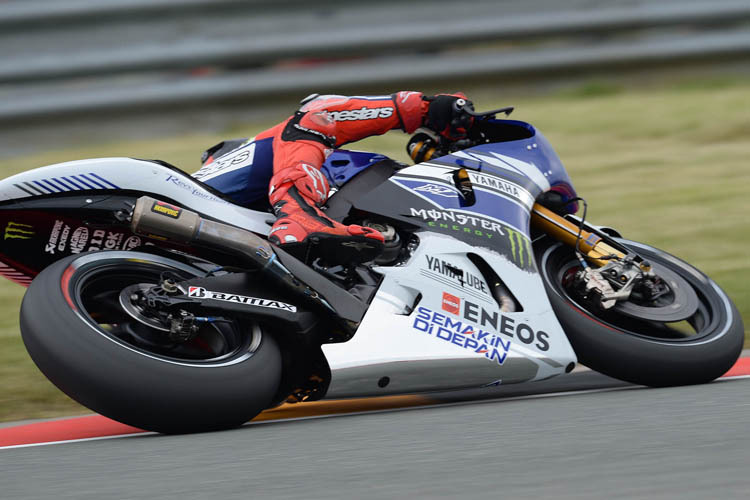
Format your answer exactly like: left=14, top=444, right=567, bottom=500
left=424, top=93, right=474, bottom=141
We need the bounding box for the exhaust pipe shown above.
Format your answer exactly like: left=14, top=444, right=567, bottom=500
left=130, top=196, right=337, bottom=314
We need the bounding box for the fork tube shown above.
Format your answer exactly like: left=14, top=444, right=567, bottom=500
left=531, top=204, right=624, bottom=267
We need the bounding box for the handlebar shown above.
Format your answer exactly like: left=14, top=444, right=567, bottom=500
left=408, top=101, right=517, bottom=163
left=452, top=100, right=514, bottom=119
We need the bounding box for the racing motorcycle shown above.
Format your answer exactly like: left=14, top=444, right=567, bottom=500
left=0, top=104, right=743, bottom=434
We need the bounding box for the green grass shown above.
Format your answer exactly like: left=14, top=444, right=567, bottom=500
left=1, top=77, right=749, bottom=422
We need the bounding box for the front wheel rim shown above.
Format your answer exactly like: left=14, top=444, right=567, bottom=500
left=542, top=242, right=727, bottom=344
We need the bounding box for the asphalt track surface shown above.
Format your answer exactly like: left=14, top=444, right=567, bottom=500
left=2, top=367, right=750, bottom=500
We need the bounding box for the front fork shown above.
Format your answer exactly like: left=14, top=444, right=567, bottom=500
left=530, top=203, right=655, bottom=309
left=530, top=204, right=626, bottom=267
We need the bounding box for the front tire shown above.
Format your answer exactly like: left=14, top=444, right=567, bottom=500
left=20, top=251, right=282, bottom=434
left=537, top=238, right=744, bottom=386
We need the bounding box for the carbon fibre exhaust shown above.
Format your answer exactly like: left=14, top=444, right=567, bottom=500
left=129, top=196, right=365, bottom=326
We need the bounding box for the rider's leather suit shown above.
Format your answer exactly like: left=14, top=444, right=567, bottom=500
left=193, top=91, right=450, bottom=262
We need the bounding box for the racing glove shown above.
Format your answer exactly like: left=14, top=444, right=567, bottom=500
left=423, top=93, right=474, bottom=140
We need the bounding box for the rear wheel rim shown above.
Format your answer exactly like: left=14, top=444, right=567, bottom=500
left=67, top=255, right=260, bottom=366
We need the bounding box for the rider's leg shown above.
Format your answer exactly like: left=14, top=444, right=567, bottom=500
left=268, top=111, right=383, bottom=263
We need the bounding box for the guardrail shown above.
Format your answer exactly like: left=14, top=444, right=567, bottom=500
left=1, top=0, right=749, bottom=124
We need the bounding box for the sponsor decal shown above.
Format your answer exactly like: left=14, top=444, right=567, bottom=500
left=69, top=227, right=89, bottom=254
left=409, top=207, right=505, bottom=240
left=4, top=222, right=34, bottom=240
left=87, top=229, right=106, bottom=251
left=441, top=292, right=461, bottom=315
left=450, top=298, right=550, bottom=351
left=165, top=175, right=227, bottom=203
left=413, top=306, right=511, bottom=365
left=92, top=232, right=140, bottom=252
left=46, top=220, right=141, bottom=254
left=452, top=150, right=550, bottom=191
left=45, top=220, right=64, bottom=254
left=57, top=224, right=71, bottom=253
left=187, top=286, right=297, bottom=312
left=151, top=201, right=181, bottom=219
left=301, top=163, right=328, bottom=201
left=466, top=171, right=532, bottom=207
left=413, top=183, right=458, bottom=197
left=293, top=122, right=334, bottom=145
left=398, top=91, right=420, bottom=104
left=123, top=235, right=142, bottom=250
left=426, top=256, right=489, bottom=295
left=193, top=141, right=256, bottom=182
left=104, top=231, right=123, bottom=250
left=328, top=106, right=394, bottom=121
left=86, top=229, right=140, bottom=252
left=506, top=227, right=533, bottom=268
left=410, top=209, right=534, bottom=270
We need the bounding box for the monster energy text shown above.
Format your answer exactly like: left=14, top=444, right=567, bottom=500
left=410, top=208, right=506, bottom=239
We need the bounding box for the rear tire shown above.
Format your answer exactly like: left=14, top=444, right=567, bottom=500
left=537, top=238, right=744, bottom=386
left=20, top=251, right=282, bottom=434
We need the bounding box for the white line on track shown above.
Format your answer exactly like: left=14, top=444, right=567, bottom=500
left=0, top=430, right=157, bottom=450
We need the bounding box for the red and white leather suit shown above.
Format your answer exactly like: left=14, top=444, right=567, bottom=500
left=261, top=92, right=432, bottom=262
left=196, top=91, right=467, bottom=263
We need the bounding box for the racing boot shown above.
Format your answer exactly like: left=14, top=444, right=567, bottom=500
left=268, top=162, right=384, bottom=264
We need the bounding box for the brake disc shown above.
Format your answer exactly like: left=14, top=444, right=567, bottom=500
left=613, top=262, right=699, bottom=322
left=118, top=283, right=171, bottom=332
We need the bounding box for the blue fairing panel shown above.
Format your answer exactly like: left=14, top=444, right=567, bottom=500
left=201, top=144, right=387, bottom=207
left=442, top=122, right=578, bottom=211
left=321, top=150, right=390, bottom=189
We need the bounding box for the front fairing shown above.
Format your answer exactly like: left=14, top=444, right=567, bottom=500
left=458, top=121, right=578, bottom=211
left=322, top=121, right=580, bottom=397
left=345, top=120, right=577, bottom=271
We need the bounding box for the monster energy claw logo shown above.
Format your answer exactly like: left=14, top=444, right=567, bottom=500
left=4, top=222, right=34, bottom=240
left=506, top=227, right=533, bottom=268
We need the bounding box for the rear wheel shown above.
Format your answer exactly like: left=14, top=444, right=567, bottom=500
left=537, top=238, right=744, bottom=386
left=21, top=251, right=282, bottom=434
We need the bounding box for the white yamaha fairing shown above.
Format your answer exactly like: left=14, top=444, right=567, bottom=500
left=0, top=153, right=576, bottom=398
left=0, top=157, right=271, bottom=235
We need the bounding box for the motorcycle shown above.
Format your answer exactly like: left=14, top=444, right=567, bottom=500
left=0, top=103, right=743, bottom=433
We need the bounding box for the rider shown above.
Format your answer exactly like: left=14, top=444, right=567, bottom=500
left=193, top=92, right=472, bottom=263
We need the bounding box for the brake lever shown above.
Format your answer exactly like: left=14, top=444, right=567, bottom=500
left=452, top=100, right=514, bottom=120
left=464, top=105, right=514, bottom=118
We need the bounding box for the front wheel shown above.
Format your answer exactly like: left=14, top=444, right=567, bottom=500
left=537, top=238, right=744, bottom=386
left=20, top=251, right=282, bottom=434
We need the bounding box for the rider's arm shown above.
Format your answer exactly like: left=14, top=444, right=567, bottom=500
left=299, top=92, right=428, bottom=147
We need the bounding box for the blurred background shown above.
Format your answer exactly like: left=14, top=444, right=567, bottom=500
left=1, top=0, right=749, bottom=421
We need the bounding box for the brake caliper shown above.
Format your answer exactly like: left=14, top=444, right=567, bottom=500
left=571, top=256, right=653, bottom=310
left=167, top=310, right=200, bottom=342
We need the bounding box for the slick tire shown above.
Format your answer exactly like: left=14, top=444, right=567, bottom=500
left=20, top=251, right=282, bottom=434
left=537, top=239, right=744, bottom=387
